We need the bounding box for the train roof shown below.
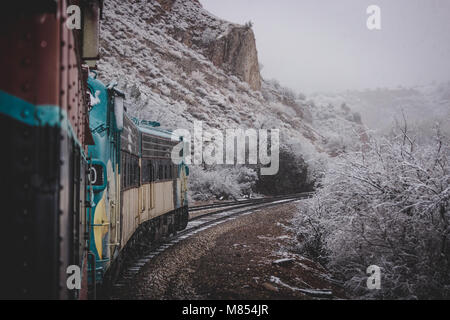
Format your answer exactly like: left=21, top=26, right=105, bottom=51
left=138, top=125, right=181, bottom=142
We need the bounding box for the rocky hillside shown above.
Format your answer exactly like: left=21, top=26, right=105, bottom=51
left=97, top=0, right=365, bottom=198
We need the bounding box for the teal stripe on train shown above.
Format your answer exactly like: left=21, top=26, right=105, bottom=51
left=0, top=90, right=87, bottom=159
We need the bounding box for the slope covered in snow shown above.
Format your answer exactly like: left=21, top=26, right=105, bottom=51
left=97, top=0, right=365, bottom=198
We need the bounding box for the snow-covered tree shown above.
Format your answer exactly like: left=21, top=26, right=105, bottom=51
left=294, top=123, right=450, bottom=299
left=188, top=165, right=257, bottom=201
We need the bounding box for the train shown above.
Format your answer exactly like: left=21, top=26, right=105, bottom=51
left=0, top=0, right=189, bottom=299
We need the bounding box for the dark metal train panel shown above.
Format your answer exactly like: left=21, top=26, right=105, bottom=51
left=0, top=1, right=101, bottom=299
left=0, top=3, right=60, bottom=106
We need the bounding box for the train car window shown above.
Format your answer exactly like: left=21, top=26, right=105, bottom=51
left=122, top=153, right=126, bottom=188
left=173, top=165, right=178, bottom=179
left=135, top=157, right=140, bottom=186
left=152, top=160, right=155, bottom=182
left=121, top=153, right=125, bottom=188
left=141, top=159, right=151, bottom=183
left=150, top=161, right=155, bottom=182
left=126, top=153, right=130, bottom=188
left=130, top=157, right=134, bottom=187
left=121, top=152, right=141, bottom=189
left=141, top=159, right=146, bottom=183
left=125, top=154, right=128, bottom=188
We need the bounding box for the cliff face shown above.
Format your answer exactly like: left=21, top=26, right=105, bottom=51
left=153, top=0, right=261, bottom=90
left=207, top=26, right=261, bottom=91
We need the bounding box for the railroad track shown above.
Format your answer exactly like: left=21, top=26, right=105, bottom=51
left=189, top=192, right=314, bottom=212
left=109, top=192, right=313, bottom=298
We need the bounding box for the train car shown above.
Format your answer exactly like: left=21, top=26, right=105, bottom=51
left=0, top=0, right=187, bottom=299
left=86, top=76, right=190, bottom=292
left=0, top=0, right=103, bottom=299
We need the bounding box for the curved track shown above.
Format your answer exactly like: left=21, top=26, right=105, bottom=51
left=189, top=193, right=314, bottom=212
left=109, top=193, right=313, bottom=298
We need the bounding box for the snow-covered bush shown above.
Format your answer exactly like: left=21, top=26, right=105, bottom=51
left=256, top=145, right=313, bottom=195
left=280, top=86, right=297, bottom=101
left=188, top=165, right=257, bottom=201
left=191, top=70, right=206, bottom=84
left=244, top=20, right=253, bottom=29
left=294, top=124, right=450, bottom=299
left=297, top=92, right=306, bottom=101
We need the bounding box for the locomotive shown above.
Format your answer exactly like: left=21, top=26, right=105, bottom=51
left=86, top=75, right=190, bottom=295
left=0, top=0, right=189, bottom=299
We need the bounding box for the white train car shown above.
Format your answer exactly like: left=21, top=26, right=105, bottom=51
left=104, top=113, right=189, bottom=286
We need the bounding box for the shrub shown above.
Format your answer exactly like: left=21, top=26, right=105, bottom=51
left=256, top=146, right=313, bottom=195
left=188, top=165, right=257, bottom=201
left=294, top=125, right=450, bottom=299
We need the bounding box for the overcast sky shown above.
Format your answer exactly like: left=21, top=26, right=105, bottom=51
left=200, top=0, right=450, bottom=94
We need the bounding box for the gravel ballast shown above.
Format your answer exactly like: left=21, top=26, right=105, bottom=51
left=113, top=202, right=346, bottom=300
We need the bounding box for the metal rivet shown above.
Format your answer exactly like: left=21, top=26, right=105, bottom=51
left=22, top=82, right=30, bottom=92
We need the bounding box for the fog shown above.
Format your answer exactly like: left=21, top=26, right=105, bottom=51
left=200, top=0, right=450, bottom=94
